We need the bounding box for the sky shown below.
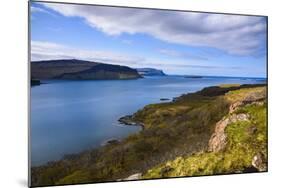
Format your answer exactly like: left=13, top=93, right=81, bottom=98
left=30, top=2, right=267, bottom=77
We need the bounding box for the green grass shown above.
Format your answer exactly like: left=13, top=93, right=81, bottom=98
left=143, top=102, right=267, bottom=178
left=56, top=170, right=91, bottom=185
left=219, top=84, right=241, bottom=88
left=225, top=86, right=265, bottom=102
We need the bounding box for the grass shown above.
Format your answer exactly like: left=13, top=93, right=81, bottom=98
left=219, top=84, right=241, bottom=88
left=56, top=170, right=91, bottom=185
left=225, top=86, right=265, bottom=102
left=143, top=100, right=267, bottom=178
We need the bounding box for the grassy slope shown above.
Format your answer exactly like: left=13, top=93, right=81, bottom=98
left=143, top=87, right=267, bottom=178
left=31, top=84, right=267, bottom=186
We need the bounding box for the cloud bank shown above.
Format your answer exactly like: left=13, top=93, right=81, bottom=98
left=41, top=3, right=266, bottom=56
left=31, top=5, right=56, bottom=17
left=31, top=41, right=145, bottom=66
left=31, top=41, right=223, bottom=70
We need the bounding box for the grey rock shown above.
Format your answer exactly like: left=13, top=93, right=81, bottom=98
left=123, top=173, right=142, bottom=180
left=252, top=153, right=267, bottom=171
left=208, top=113, right=250, bottom=152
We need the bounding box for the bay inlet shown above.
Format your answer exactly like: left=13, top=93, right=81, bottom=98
left=30, top=75, right=265, bottom=166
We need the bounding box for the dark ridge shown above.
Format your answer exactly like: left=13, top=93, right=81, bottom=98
left=75, top=63, right=139, bottom=74
left=196, top=84, right=267, bottom=97
left=57, top=63, right=142, bottom=80
left=31, top=59, right=142, bottom=80
left=184, top=75, right=203, bottom=78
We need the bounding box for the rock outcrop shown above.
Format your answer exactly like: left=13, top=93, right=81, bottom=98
left=118, top=115, right=144, bottom=129
left=122, top=173, right=142, bottom=181
left=252, top=153, right=267, bottom=171
left=229, top=89, right=266, bottom=113
left=209, top=86, right=266, bottom=152
left=208, top=113, right=250, bottom=152
left=229, top=101, right=243, bottom=114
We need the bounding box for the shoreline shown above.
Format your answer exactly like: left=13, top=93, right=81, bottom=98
left=31, top=83, right=267, bottom=186
left=32, top=83, right=267, bottom=167
left=32, top=83, right=266, bottom=166
left=118, top=115, right=145, bottom=130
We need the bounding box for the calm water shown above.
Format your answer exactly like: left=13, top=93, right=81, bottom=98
left=30, top=76, right=265, bottom=166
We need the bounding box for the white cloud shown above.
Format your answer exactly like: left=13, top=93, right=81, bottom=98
left=31, top=6, right=46, bottom=13
left=31, top=6, right=56, bottom=17
left=31, top=41, right=145, bottom=66
left=40, top=3, right=266, bottom=56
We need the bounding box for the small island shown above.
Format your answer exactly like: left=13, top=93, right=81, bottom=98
left=184, top=75, right=203, bottom=78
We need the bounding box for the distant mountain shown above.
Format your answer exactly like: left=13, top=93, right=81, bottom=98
left=31, top=59, right=142, bottom=80
left=136, top=68, right=166, bottom=76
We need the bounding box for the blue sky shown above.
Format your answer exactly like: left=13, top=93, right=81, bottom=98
left=30, top=2, right=267, bottom=77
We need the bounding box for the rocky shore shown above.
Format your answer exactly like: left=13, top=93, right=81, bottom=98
left=118, top=115, right=144, bottom=129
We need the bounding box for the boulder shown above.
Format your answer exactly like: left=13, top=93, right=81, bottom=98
left=118, top=115, right=135, bottom=125
left=123, top=173, right=142, bottom=180
left=252, top=153, right=267, bottom=171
